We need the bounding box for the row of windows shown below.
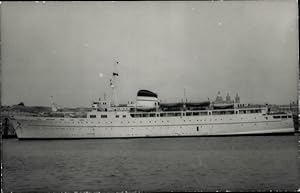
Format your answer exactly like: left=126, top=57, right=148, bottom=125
left=39, top=109, right=264, bottom=120
left=116, top=115, right=126, bottom=118
left=130, top=110, right=262, bottom=118
left=48, top=122, right=284, bottom=133
left=37, top=117, right=250, bottom=125
left=89, top=115, right=108, bottom=118
left=90, top=114, right=126, bottom=118
left=273, top=115, right=291, bottom=119
left=77, top=117, right=268, bottom=125
left=239, top=109, right=262, bottom=114
left=41, top=115, right=285, bottom=126
left=89, top=114, right=292, bottom=120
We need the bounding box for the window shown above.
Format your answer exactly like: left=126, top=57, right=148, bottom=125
left=116, top=115, right=119, bottom=118
left=200, top=112, right=208, bottom=116
left=226, top=111, right=234, bottom=114
left=186, top=112, right=192, bottom=116
left=197, top=126, right=199, bottom=131
left=273, top=116, right=280, bottom=119
left=90, top=115, right=96, bottom=118
left=160, top=113, right=166, bottom=117
left=123, top=115, right=126, bottom=118
left=281, top=116, right=287, bottom=119
left=101, top=115, right=107, bottom=118
left=288, top=115, right=292, bottom=118
left=212, top=111, right=221, bottom=115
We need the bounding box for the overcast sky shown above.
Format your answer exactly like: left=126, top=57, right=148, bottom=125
left=1, top=1, right=298, bottom=107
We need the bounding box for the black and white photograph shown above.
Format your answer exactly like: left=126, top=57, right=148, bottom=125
left=1, top=1, right=299, bottom=192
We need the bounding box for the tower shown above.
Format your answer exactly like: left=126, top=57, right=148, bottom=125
left=226, top=93, right=231, bottom=103
left=235, top=93, right=240, bottom=103
left=216, top=91, right=223, bottom=103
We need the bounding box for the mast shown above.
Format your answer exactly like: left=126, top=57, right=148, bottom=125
left=110, top=60, right=119, bottom=106
left=183, top=88, right=187, bottom=110
left=184, top=88, right=187, bottom=103
left=50, top=96, right=58, bottom=112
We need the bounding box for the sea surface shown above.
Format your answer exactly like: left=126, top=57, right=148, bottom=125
left=2, top=135, right=300, bottom=192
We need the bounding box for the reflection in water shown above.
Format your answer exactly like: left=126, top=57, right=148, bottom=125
left=3, top=135, right=300, bottom=192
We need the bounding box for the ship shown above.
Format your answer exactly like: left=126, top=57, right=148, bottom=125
left=10, top=65, right=295, bottom=139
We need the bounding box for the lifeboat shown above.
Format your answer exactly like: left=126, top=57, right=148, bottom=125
left=212, top=103, right=234, bottom=109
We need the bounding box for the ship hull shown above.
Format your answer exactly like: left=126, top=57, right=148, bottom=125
left=11, top=113, right=295, bottom=139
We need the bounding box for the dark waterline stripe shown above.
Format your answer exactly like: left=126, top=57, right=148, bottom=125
left=17, top=132, right=296, bottom=140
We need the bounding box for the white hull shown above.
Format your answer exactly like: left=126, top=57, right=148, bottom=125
left=11, top=112, right=295, bottom=139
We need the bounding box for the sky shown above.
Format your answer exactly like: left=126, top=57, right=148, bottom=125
left=1, top=1, right=298, bottom=107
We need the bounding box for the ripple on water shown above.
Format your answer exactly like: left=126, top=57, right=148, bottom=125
left=2, top=135, right=300, bottom=192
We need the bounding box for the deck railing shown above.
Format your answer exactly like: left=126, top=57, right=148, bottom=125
left=129, top=107, right=269, bottom=118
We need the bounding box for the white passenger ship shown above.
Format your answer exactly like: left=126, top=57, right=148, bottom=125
left=11, top=69, right=295, bottom=139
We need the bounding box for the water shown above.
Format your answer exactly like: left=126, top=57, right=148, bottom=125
left=2, top=135, right=300, bottom=192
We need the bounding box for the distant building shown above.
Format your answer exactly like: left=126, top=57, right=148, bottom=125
left=214, top=92, right=236, bottom=104
left=235, top=93, right=240, bottom=103
left=225, top=93, right=230, bottom=103
left=215, top=91, right=223, bottom=103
